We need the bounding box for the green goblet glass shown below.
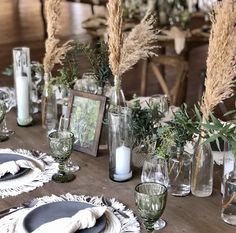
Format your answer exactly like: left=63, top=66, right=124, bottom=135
left=48, top=131, right=75, bottom=183
left=134, top=182, right=167, bottom=233
left=0, top=100, right=6, bottom=124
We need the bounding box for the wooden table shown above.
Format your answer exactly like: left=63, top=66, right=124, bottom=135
left=0, top=111, right=235, bottom=233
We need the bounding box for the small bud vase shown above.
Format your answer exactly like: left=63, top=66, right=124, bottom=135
left=41, top=73, right=58, bottom=131
left=191, top=137, right=213, bottom=197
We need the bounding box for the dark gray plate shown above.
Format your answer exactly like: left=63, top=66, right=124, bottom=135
left=23, top=201, right=106, bottom=233
left=0, top=153, right=30, bottom=181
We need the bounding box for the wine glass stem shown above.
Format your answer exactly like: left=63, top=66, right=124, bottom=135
left=58, top=162, right=66, bottom=175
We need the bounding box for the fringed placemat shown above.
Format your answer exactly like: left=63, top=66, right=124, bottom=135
left=0, top=193, right=140, bottom=233
left=0, top=148, right=57, bottom=198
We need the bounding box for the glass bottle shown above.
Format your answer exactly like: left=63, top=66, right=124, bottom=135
left=191, top=137, right=213, bottom=197
left=109, top=75, right=126, bottom=113
left=221, top=144, right=236, bottom=225
left=41, top=73, right=58, bottom=132
left=168, top=146, right=192, bottom=196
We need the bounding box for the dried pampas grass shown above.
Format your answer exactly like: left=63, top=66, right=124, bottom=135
left=200, top=0, right=236, bottom=119
left=107, top=0, right=159, bottom=79
left=43, top=0, right=73, bottom=77
left=107, top=0, right=123, bottom=76
left=119, top=15, right=159, bottom=76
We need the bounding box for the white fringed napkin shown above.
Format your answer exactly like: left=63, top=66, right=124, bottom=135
left=0, top=148, right=57, bottom=198
left=0, top=160, right=36, bottom=177
left=0, top=193, right=140, bottom=233
left=32, top=206, right=107, bottom=233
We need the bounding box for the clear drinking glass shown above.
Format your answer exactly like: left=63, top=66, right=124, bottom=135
left=58, top=115, right=80, bottom=172
left=48, top=131, right=75, bottom=183
left=141, top=156, right=169, bottom=187
left=150, top=94, right=169, bottom=116
left=141, top=155, right=169, bottom=230
left=134, top=182, right=167, bottom=233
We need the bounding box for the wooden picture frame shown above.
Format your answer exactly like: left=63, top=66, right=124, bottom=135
left=67, top=90, right=107, bottom=156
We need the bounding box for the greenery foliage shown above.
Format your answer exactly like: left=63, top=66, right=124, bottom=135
left=130, top=97, right=164, bottom=147
left=76, top=41, right=113, bottom=88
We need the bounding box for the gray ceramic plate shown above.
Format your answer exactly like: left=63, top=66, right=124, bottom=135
left=0, top=153, right=30, bottom=181
left=23, top=201, right=106, bottom=233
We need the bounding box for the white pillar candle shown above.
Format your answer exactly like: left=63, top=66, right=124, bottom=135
left=188, top=0, right=193, bottom=12
left=115, top=145, right=131, bottom=175
left=16, top=75, right=30, bottom=120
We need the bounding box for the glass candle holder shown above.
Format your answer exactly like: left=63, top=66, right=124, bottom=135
left=108, top=107, right=133, bottom=182
left=13, top=47, right=33, bottom=126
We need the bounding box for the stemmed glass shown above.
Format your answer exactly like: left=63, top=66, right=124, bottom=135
left=141, top=156, right=169, bottom=230
left=48, top=131, right=75, bottom=183
left=150, top=94, right=169, bottom=116
left=58, top=115, right=80, bottom=172
left=134, top=182, right=167, bottom=233
left=0, top=88, right=15, bottom=140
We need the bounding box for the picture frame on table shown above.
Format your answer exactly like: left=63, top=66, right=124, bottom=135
left=67, top=90, right=107, bottom=157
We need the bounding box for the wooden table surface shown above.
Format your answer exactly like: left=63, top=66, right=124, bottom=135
left=0, top=111, right=235, bottom=233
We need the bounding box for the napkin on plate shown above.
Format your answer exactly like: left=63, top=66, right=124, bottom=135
left=0, top=160, right=36, bottom=178
left=32, top=206, right=107, bottom=233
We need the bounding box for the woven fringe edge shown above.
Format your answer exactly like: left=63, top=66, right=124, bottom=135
left=0, top=148, right=57, bottom=198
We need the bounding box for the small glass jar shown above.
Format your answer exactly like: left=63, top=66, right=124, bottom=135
left=108, top=107, right=132, bottom=182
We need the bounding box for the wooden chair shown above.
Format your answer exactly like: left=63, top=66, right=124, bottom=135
left=140, top=55, right=189, bottom=106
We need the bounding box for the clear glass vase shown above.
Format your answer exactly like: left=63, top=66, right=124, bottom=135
left=191, top=137, right=213, bottom=197
left=221, top=143, right=236, bottom=226
left=41, top=73, right=58, bottom=132
left=12, top=47, right=33, bottom=126
left=168, top=146, right=191, bottom=196
left=108, top=107, right=132, bottom=182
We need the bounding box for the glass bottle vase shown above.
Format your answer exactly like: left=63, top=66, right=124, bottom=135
left=221, top=144, right=236, bottom=226
left=168, top=146, right=191, bottom=196
left=41, top=73, right=58, bottom=132
left=191, top=137, right=214, bottom=197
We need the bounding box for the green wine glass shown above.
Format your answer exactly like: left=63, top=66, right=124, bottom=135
left=0, top=100, right=6, bottom=124
left=48, top=131, right=75, bottom=183
left=134, top=182, right=167, bottom=232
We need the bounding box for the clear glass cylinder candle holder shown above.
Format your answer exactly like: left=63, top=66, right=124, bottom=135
left=13, top=47, right=33, bottom=126
left=168, top=147, right=192, bottom=196
left=108, top=107, right=133, bottom=182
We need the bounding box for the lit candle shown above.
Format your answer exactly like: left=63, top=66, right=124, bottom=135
left=15, top=75, right=30, bottom=121
left=115, top=145, right=131, bottom=175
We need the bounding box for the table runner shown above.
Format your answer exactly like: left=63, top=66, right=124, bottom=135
left=0, top=193, right=140, bottom=233
left=0, top=148, right=57, bottom=198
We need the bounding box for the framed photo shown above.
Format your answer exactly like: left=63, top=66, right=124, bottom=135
left=67, top=90, right=107, bottom=156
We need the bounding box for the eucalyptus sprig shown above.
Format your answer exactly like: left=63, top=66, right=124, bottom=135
left=202, top=111, right=236, bottom=157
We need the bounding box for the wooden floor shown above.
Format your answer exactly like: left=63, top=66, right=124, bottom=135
left=0, top=0, right=210, bottom=107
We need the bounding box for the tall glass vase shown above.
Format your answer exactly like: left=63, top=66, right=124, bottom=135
left=221, top=143, right=236, bottom=225
left=12, top=47, right=33, bottom=126
left=191, top=137, right=214, bottom=197
left=41, top=73, right=58, bottom=132
left=108, top=107, right=133, bottom=182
